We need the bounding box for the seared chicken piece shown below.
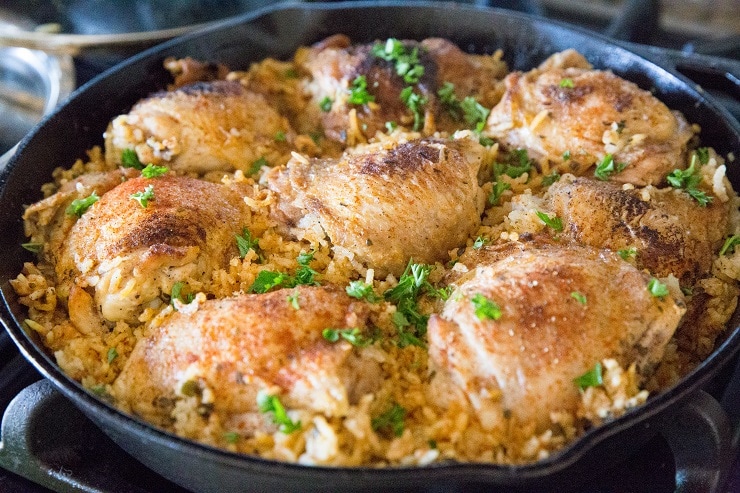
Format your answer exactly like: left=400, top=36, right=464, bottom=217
left=105, top=80, right=294, bottom=174
left=57, top=174, right=252, bottom=325
left=547, top=175, right=729, bottom=285
left=113, top=286, right=380, bottom=426
left=486, top=50, right=693, bottom=186
left=428, top=241, right=685, bottom=431
left=297, top=34, right=507, bottom=144
left=267, top=136, right=487, bottom=277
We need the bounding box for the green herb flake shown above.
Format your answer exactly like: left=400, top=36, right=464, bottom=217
left=121, top=149, right=144, bottom=170
left=235, top=227, right=262, bottom=260
left=295, top=250, right=319, bottom=286
left=180, top=379, right=199, bottom=397
left=140, top=163, right=168, bottom=178
left=223, top=431, right=240, bottom=444
left=617, top=247, right=637, bottom=260
left=22, top=242, right=43, bottom=253
left=472, top=236, right=487, bottom=249
left=400, top=86, right=427, bottom=131
left=574, top=362, right=603, bottom=390
left=319, top=96, right=333, bottom=112
left=107, top=347, right=118, bottom=364
left=347, top=75, right=375, bottom=105
left=559, top=78, right=574, bottom=88
left=720, top=235, right=740, bottom=256
left=535, top=210, right=563, bottom=232
left=666, top=154, right=713, bottom=206
left=570, top=291, right=587, bottom=305
left=283, top=68, right=299, bottom=79
left=66, top=192, right=100, bottom=217
left=461, top=96, right=490, bottom=131
left=494, top=148, right=533, bottom=179
left=594, top=154, right=627, bottom=181
left=346, top=280, right=381, bottom=302
left=541, top=171, right=561, bottom=186
left=248, top=156, right=269, bottom=176
left=249, top=270, right=288, bottom=294
left=471, top=293, right=502, bottom=321
left=428, top=439, right=437, bottom=449
left=322, top=327, right=373, bottom=347
left=274, top=130, right=287, bottom=142
left=648, top=277, right=669, bottom=298
left=562, top=150, right=571, bottom=161
left=287, top=290, right=300, bottom=310
left=257, top=391, right=301, bottom=433
left=371, top=38, right=425, bottom=84
left=130, top=184, right=155, bottom=208
left=488, top=181, right=511, bottom=206
left=696, top=147, right=710, bottom=165
left=371, top=402, right=406, bottom=437
left=385, top=121, right=397, bottom=133
left=479, top=135, right=495, bottom=147
left=170, top=281, right=194, bottom=309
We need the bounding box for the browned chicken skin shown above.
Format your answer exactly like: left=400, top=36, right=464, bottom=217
left=428, top=241, right=685, bottom=431
left=297, top=34, right=507, bottom=144
left=105, top=80, right=294, bottom=173
left=547, top=175, right=729, bottom=286
left=113, top=285, right=380, bottom=427
left=486, top=50, right=694, bottom=186
left=57, top=174, right=252, bottom=326
left=267, top=136, right=486, bottom=277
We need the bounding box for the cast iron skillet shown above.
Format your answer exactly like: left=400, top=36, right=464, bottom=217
left=1, top=2, right=739, bottom=492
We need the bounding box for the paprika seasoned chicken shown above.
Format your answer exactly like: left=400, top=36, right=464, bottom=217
left=547, top=174, right=730, bottom=286
left=297, top=35, right=507, bottom=144
left=267, top=135, right=487, bottom=277
left=56, top=174, right=252, bottom=327
left=428, top=241, right=685, bottom=431
left=105, top=80, right=294, bottom=174
left=113, top=286, right=381, bottom=427
left=486, top=50, right=693, bottom=186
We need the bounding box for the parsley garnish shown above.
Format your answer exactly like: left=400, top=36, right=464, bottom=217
left=385, top=121, right=397, bottom=133
left=347, top=75, right=375, bottom=105
left=594, top=154, right=627, bottom=181
left=248, top=156, right=269, bottom=176
left=574, top=362, right=603, bottom=390
left=371, top=402, right=406, bottom=437
left=249, top=270, right=289, bottom=294
left=479, top=135, right=496, bottom=147
left=559, top=78, right=574, bottom=88
left=648, top=277, right=669, bottom=298
left=257, top=391, right=301, bottom=434
left=322, top=327, right=373, bottom=347
left=319, top=96, right=333, bottom=112
left=536, top=210, right=563, bottom=232
left=107, top=347, right=118, bottom=364
left=471, top=293, right=502, bottom=321
left=541, top=171, right=561, bottom=186
left=371, top=38, right=425, bottom=84
left=346, top=280, right=381, bottom=302
left=696, top=147, right=710, bottom=165
left=562, top=150, right=571, bottom=161
left=284, top=68, right=299, bottom=79
left=400, top=86, right=427, bottom=131
left=720, top=235, right=740, bottom=256
left=170, top=281, right=194, bottom=308
left=437, top=82, right=459, bottom=118
left=121, top=149, right=144, bottom=170
left=21, top=242, right=43, bottom=253
left=571, top=291, right=587, bottom=305
left=472, top=236, right=487, bottom=249
left=493, top=149, right=533, bottom=179
left=287, top=290, right=300, bottom=310
left=235, top=227, right=262, bottom=261
left=141, top=163, right=168, bottom=178
left=666, top=154, right=713, bottom=206
left=130, top=184, right=154, bottom=208
left=617, top=247, right=637, bottom=260
left=66, top=192, right=99, bottom=217
left=223, top=431, right=240, bottom=444
left=488, top=181, right=511, bottom=206
left=295, top=250, right=319, bottom=286
left=274, top=131, right=287, bottom=142
left=248, top=251, right=319, bottom=293
left=436, top=82, right=489, bottom=132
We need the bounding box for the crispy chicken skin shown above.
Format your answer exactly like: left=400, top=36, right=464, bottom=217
left=57, top=175, right=252, bottom=327
left=296, top=34, right=507, bottom=144
left=486, top=50, right=693, bottom=186
left=113, top=286, right=380, bottom=426
left=428, top=241, right=685, bottom=430
left=267, top=136, right=487, bottom=277
left=105, top=80, right=294, bottom=174
left=547, top=175, right=729, bottom=286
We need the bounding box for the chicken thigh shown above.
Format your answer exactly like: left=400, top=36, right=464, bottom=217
left=428, top=241, right=685, bottom=431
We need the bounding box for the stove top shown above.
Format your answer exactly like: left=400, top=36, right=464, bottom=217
left=1, top=1, right=739, bottom=492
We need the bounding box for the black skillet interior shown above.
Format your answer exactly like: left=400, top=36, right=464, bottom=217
left=1, top=2, right=739, bottom=492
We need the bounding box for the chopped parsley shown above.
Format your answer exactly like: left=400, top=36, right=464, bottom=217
left=570, top=291, right=587, bottom=305
left=274, top=130, right=287, bottom=142
left=180, top=379, right=199, bottom=397
left=617, top=247, right=637, bottom=260
left=106, top=347, right=118, bottom=364
left=235, top=227, right=262, bottom=261
left=696, top=147, right=710, bottom=165
left=371, top=38, right=425, bottom=84
left=536, top=210, right=563, bottom=232
left=594, top=154, right=627, bottom=181
left=615, top=120, right=626, bottom=134
left=562, top=150, right=571, bottom=161
left=322, top=327, right=373, bottom=347
left=295, top=250, right=319, bottom=286
left=170, top=281, right=194, bottom=308
left=130, top=184, right=155, bottom=208
left=371, top=402, right=406, bottom=437
left=437, top=82, right=458, bottom=118
left=488, top=181, right=511, bottom=206
left=121, top=149, right=144, bottom=170
left=319, top=96, right=333, bottom=112
left=479, top=135, right=496, bottom=147
left=574, top=362, right=603, bottom=390
left=249, top=270, right=289, bottom=294
left=493, top=149, right=533, bottom=179
left=248, top=156, right=269, bottom=176
left=559, top=78, right=574, bottom=88
left=66, top=192, right=99, bottom=217
left=648, top=277, right=669, bottom=298
left=287, top=290, right=300, bottom=310
left=666, top=154, right=713, bottom=206
left=223, top=431, right=240, bottom=444
left=347, top=75, right=375, bottom=105
left=400, top=86, right=427, bottom=131
left=471, top=293, right=502, bottom=321
left=541, top=171, right=561, bottom=186
left=720, top=235, right=740, bottom=256
left=248, top=251, right=319, bottom=293
left=141, top=163, right=168, bottom=178
left=21, top=242, right=43, bottom=253
left=257, top=391, right=301, bottom=434
left=283, top=68, right=299, bottom=79
left=472, top=236, right=488, bottom=249
left=385, top=121, right=397, bottom=133
left=436, top=82, right=489, bottom=132
left=346, top=280, right=381, bottom=302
